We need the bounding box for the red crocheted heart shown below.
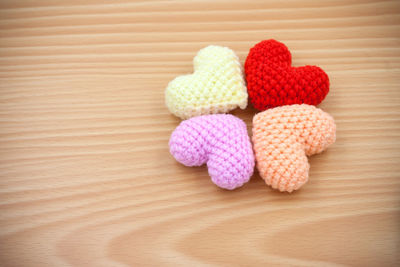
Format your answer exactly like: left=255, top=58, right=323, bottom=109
left=245, top=39, right=329, bottom=111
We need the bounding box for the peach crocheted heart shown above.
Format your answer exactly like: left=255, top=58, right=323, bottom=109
left=252, top=104, right=336, bottom=192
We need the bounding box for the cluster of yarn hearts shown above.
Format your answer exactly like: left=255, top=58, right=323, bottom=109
left=166, top=39, right=336, bottom=192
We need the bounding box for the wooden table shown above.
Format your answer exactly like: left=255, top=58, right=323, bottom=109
left=1, top=1, right=399, bottom=266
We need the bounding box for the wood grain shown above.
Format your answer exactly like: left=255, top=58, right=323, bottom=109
left=1, top=0, right=400, bottom=266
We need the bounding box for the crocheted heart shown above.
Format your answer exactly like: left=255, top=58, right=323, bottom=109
left=252, top=104, right=336, bottom=192
left=169, top=114, right=254, bottom=190
left=245, top=39, right=329, bottom=111
left=165, top=46, right=248, bottom=119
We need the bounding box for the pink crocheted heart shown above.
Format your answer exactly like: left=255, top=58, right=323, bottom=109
left=169, top=114, right=254, bottom=190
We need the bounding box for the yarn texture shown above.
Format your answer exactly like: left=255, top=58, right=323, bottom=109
left=165, top=45, right=248, bottom=119
left=245, top=39, right=329, bottom=111
left=252, top=104, right=336, bottom=192
left=169, top=114, right=254, bottom=190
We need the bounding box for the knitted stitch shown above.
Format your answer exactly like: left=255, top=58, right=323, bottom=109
left=169, top=114, right=254, bottom=190
left=165, top=46, right=248, bottom=119
left=252, top=104, right=336, bottom=192
left=245, top=39, right=329, bottom=111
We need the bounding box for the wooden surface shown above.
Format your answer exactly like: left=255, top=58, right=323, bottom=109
left=1, top=0, right=400, bottom=266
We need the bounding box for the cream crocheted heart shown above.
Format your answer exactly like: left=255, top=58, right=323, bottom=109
left=165, top=46, right=248, bottom=119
